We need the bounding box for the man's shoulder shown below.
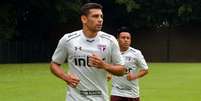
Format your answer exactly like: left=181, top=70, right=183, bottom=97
left=99, top=31, right=116, bottom=41
left=61, top=30, right=81, bottom=42
left=129, top=47, right=142, bottom=54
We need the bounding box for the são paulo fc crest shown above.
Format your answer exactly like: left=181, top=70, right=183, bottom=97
left=97, top=44, right=106, bottom=52
left=125, top=56, right=131, bottom=61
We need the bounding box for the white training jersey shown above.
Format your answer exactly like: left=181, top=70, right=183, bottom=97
left=52, top=30, right=123, bottom=101
left=111, top=47, right=148, bottom=98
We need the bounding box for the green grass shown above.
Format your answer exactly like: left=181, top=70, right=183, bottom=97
left=140, top=63, right=201, bottom=101
left=0, top=63, right=66, bottom=101
left=0, top=63, right=201, bottom=101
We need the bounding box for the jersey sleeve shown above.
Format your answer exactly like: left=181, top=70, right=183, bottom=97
left=51, top=35, right=68, bottom=64
left=136, top=51, right=148, bottom=70
left=110, top=36, right=124, bottom=65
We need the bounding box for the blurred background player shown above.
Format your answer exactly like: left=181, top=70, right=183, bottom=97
left=110, top=26, right=149, bottom=101
left=50, top=3, right=126, bottom=101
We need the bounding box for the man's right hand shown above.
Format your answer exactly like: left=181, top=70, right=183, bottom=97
left=65, top=72, right=80, bottom=88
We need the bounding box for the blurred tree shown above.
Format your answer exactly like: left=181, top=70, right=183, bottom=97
left=16, top=0, right=83, bottom=40
left=0, top=0, right=16, bottom=40
left=114, top=0, right=201, bottom=29
left=1, top=0, right=201, bottom=40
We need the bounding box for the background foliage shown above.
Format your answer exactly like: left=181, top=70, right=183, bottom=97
left=1, top=0, right=201, bottom=40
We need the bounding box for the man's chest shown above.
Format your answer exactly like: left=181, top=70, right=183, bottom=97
left=67, top=40, right=110, bottom=58
left=122, top=53, right=138, bottom=70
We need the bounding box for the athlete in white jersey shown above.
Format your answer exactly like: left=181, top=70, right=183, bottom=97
left=50, top=3, right=126, bottom=101
left=110, top=27, right=149, bottom=101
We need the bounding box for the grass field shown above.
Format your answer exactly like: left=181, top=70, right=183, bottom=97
left=0, top=63, right=201, bottom=101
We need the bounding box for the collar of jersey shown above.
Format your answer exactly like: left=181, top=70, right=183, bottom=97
left=121, top=47, right=131, bottom=54
left=81, top=30, right=100, bottom=43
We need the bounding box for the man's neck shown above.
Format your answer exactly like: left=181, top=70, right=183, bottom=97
left=82, top=27, right=98, bottom=38
left=120, top=47, right=129, bottom=52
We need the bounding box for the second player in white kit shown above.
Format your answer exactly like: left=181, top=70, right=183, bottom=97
left=110, top=27, right=149, bottom=101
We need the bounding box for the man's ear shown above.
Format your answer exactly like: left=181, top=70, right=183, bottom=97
left=81, top=15, right=87, bottom=24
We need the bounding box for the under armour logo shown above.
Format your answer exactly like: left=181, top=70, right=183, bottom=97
left=75, top=46, right=82, bottom=51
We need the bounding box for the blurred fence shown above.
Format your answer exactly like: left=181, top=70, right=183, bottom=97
left=1, top=26, right=201, bottom=63
left=135, top=27, right=201, bottom=62
left=0, top=40, right=56, bottom=63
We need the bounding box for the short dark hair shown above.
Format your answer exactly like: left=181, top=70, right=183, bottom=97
left=80, top=3, right=103, bottom=16
left=116, top=26, right=130, bottom=38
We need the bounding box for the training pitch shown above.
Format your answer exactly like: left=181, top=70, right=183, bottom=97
left=0, top=63, right=201, bottom=101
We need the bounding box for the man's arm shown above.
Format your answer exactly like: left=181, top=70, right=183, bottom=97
left=103, top=63, right=126, bottom=76
left=88, top=54, right=126, bottom=76
left=127, top=69, right=148, bottom=80
left=50, top=62, right=80, bottom=88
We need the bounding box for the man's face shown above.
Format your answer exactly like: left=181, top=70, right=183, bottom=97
left=83, top=9, right=103, bottom=32
left=118, top=32, right=131, bottom=50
